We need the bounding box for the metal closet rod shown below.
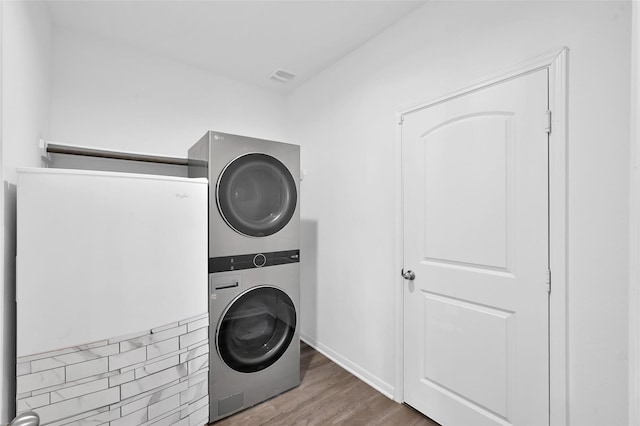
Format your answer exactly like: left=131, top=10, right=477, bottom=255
left=46, top=142, right=189, bottom=166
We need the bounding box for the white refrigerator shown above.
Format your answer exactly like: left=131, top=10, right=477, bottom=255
left=16, top=168, right=210, bottom=426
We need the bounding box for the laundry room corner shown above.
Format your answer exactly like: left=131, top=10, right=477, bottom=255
left=0, top=1, right=635, bottom=425
left=1, top=4, right=293, bottom=423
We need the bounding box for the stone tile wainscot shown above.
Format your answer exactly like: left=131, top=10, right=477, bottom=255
left=16, top=313, right=209, bottom=426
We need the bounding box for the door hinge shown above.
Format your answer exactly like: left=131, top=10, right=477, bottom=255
left=545, top=110, right=552, bottom=134
left=546, top=269, right=552, bottom=294
left=399, top=115, right=405, bottom=126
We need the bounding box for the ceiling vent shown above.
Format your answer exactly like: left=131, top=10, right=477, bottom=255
left=269, top=69, right=296, bottom=83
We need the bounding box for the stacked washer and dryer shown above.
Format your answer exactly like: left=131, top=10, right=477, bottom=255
left=188, top=131, right=301, bottom=423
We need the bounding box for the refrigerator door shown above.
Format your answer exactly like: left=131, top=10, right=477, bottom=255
left=16, top=168, right=208, bottom=357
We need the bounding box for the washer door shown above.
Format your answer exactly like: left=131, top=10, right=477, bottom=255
left=217, top=153, right=297, bottom=237
left=217, top=286, right=296, bottom=373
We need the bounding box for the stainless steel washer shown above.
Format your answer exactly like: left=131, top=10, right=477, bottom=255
left=208, top=261, right=300, bottom=422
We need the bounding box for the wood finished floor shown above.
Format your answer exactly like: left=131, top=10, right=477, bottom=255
left=212, top=342, right=440, bottom=426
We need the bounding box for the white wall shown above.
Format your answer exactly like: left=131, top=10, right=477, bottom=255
left=288, top=2, right=631, bottom=425
left=2, top=1, right=51, bottom=183
left=49, top=26, right=288, bottom=157
left=1, top=16, right=288, bottom=424
left=629, top=2, right=640, bottom=425
left=0, top=1, right=52, bottom=423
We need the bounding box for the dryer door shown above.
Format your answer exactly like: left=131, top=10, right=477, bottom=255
left=217, top=286, right=296, bottom=373
left=216, top=153, right=297, bottom=237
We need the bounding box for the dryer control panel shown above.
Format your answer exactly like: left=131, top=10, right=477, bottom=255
left=209, top=249, right=300, bottom=273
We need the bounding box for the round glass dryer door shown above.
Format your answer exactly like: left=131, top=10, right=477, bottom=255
left=217, top=286, right=296, bottom=373
left=216, top=153, right=297, bottom=237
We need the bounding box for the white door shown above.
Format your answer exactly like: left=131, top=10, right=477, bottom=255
left=402, top=69, right=549, bottom=426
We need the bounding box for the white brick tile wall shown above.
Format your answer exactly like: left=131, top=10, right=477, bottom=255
left=119, top=381, right=187, bottom=417
left=31, top=344, right=119, bottom=373
left=146, top=337, right=179, bottom=360
left=32, top=371, right=119, bottom=397
left=18, top=341, right=110, bottom=364
left=109, top=370, right=136, bottom=387
left=121, top=365, right=188, bottom=400
left=147, top=394, right=180, bottom=420
left=179, top=328, right=208, bottom=350
left=16, top=393, right=50, bottom=412
left=186, top=339, right=209, bottom=352
left=50, top=378, right=109, bottom=403
left=179, top=378, right=207, bottom=406
left=81, top=407, right=122, bottom=425
left=119, top=396, right=152, bottom=418
left=188, top=404, right=209, bottom=426
left=17, top=367, right=66, bottom=394
left=16, top=362, right=31, bottom=376
left=134, top=356, right=180, bottom=380
left=180, top=405, right=190, bottom=419
left=179, top=342, right=208, bottom=364
left=186, top=395, right=208, bottom=416
left=109, top=330, right=150, bottom=346
left=36, top=387, right=120, bottom=424
left=146, top=410, right=183, bottom=426
left=46, top=407, right=108, bottom=426
left=66, top=358, right=109, bottom=382
left=150, top=381, right=189, bottom=406
left=181, top=387, right=206, bottom=409
left=120, top=326, right=187, bottom=353
left=16, top=312, right=209, bottom=426
left=111, top=406, right=147, bottom=426
left=16, top=392, right=32, bottom=400
left=186, top=318, right=208, bottom=333
left=185, top=371, right=207, bottom=388
left=186, top=354, right=208, bottom=376
left=47, top=407, right=122, bottom=426
left=171, top=418, right=190, bottom=426
left=110, top=347, right=147, bottom=371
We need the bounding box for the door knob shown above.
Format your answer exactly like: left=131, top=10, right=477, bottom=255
left=402, top=269, right=415, bottom=280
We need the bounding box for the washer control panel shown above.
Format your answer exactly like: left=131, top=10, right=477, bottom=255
left=209, top=249, right=300, bottom=273
left=253, top=253, right=267, bottom=268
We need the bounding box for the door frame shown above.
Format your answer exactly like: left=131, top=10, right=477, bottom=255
left=394, top=48, right=568, bottom=426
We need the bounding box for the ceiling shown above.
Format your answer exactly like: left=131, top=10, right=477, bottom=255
left=47, top=1, right=427, bottom=93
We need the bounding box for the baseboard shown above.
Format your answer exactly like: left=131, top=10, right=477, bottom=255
left=300, top=333, right=395, bottom=399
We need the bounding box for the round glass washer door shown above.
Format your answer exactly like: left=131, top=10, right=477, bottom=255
left=216, top=153, right=297, bottom=237
left=217, top=286, right=297, bottom=373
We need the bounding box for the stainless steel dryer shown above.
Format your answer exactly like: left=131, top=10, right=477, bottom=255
left=188, top=131, right=300, bottom=258
left=208, top=259, right=300, bottom=422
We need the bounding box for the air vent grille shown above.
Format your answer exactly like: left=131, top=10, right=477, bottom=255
left=269, top=69, right=296, bottom=83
